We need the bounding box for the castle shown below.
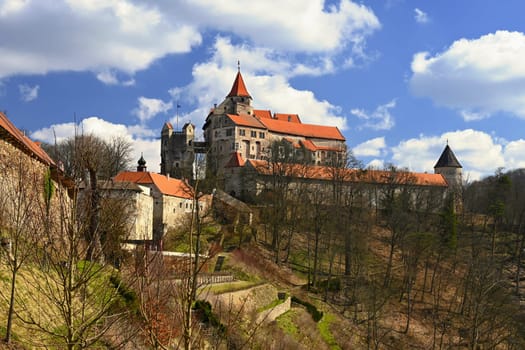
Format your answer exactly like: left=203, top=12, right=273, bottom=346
left=160, top=70, right=462, bottom=200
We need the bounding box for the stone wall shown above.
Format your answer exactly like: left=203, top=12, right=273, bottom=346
left=0, top=137, right=72, bottom=259
left=256, top=296, right=291, bottom=324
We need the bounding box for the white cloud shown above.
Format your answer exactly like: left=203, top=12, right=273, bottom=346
left=410, top=30, right=525, bottom=120
left=0, top=1, right=202, bottom=79
left=0, top=0, right=29, bottom=16
left=0, top=1, right=379, bottom=80
left=366, top=159, right=384, bottom=169
left=414, top=8, right=429, bottom=24
left=168, top=37, right=348, bottom=132
left=18, top=83, right=39, bottom=102
left=175, top=0, right=380, bottom=53
left=391, top=129, right=508, bottom=180
left=351, top=99, right=396, bottom=130
left=503, top=139, right=525, bottom=170
left=95, top=69, right=135, bottom=86
left=31, top=116, right=162, bottom=172
left=353, top=137, right=387, bottom=157
left=133, top=97, right=173, bottom=123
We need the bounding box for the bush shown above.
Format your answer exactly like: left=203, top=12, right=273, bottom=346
left=193, top=300, right=226, bottom=335
left=109, top=274, right=139, bottom=313
left=291, top=296, right=323, bottom=322
left=318, top=277, right=341, bottom=292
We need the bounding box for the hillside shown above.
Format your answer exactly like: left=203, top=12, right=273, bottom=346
left=3, top=176, right=525, bottom=349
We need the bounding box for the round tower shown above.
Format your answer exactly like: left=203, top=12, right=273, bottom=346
left=434, top=144, right=462, bottom=190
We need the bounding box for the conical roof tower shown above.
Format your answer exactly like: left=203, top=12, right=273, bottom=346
left=434, top=144, right=462, bottom=169
left=227, top=70, right=251, bottom=99
left=434, top=144, right=462, bottom=189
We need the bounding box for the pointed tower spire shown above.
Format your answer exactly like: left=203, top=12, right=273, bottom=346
left=434, top=144, right=462, bottom=169
left=434, top=144, right=462, bottom=190
left=227, top=64, right=251, bottom=99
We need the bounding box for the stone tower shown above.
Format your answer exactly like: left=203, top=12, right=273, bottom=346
left=202, top=68, right=253, bottom=179
left=434, top=144, right=462, bottom=190
left=160, top=122, right=195, bottom=179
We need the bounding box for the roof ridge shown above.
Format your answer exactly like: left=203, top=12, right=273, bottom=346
left=0, top=111, right=55, bottom=166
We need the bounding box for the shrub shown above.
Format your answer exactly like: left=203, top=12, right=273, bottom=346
left=318, top=277, right=341, bottom=292
left=109, top=274, right=139, bottom=313
left=291, top=296, right=323, bottom=322
left=193, top=300, right=226, bottom=335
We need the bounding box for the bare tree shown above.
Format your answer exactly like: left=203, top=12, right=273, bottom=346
left=44, top=134, right=133, bottom=261
left=9, top=175, right=140, bottom=348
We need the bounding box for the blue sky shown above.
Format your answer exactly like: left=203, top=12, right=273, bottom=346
left=1, top=0, right=525, bottom=181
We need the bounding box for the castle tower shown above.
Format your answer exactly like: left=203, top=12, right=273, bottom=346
left=160, top=122, right=195, bottom=179
left=434, top=144, right=462, bottom=190
left=202, top=67, right=254, bottom=180
left=137, top=154, right=147, bottom=172
left=213, top=66, right=253, bottom=116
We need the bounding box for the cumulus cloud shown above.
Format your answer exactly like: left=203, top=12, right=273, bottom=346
left=366, top=159, right=385, bottom=170
left=353, top=137, right=387, bottom=157
left=503, top=139, right=525, bottom=170
left=414, top=8, right=429, bottom=24
left=96, top=70, right=135, bottom=86
left=18, top=84, right=39, bottom=102
left=0, top=0, right=29, bottom=16
left=0, top=1, right=202, bottom=79
left=31, top=116, right=161, bottom=172
left=410, top=30, right=525, bottom=120
left=0, top=1, right=379, bottom=80
left=133, top=97, right=173, bottom=123
left=351, top=100, right=396, bottom=130
left=390, top=129, right=511, bottom=180
left=168, top=37, right=348, bottom=131
left=173, top=0, right=380, bottom=53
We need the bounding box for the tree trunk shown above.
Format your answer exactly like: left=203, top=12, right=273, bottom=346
left=4, top=264, right=17, bottom=343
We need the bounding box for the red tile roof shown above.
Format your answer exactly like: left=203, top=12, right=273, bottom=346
left=114, top=171, right=193, bottom=199
left=253, top=109, right=272, bottom=119
left=226, top=114, right=266, bottom=129
left=243, top=160, right=447, bottom=187
left=258, top=117, right=345, bottom=141
left=225, top=152, right=246, bottom=168
left=283, top=138, right=302, bottom=149
left=300, top=139, right=317, bottom=152
left=0, top=111, right=55, bottom=166
left=274, top=113, right=301, bottom=123
left=227, top=71, right=251, bottom=98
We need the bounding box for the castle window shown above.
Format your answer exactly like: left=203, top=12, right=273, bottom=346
left=278, top=146, right=285, bottom=159
left=180, top=203, right=183, bottom=208
left=259, top=132, right=265, bottom=138
left=251, top=131, right=256, bottom=138
left=239, top=129, right=246, bottom=136
left=235, top=142, right=239, bottom=150
left=226, top=128, right=233, bottom=137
